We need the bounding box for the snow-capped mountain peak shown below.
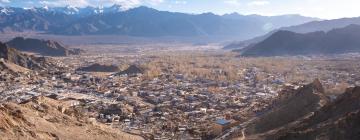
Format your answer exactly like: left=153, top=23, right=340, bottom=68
left=0, top=5, right=128, bottom=16
left=107, top=4, right=124, bottom=12
left=0, top=7, right=14, bottom=15
left=43, top=6, right=49, bottom=11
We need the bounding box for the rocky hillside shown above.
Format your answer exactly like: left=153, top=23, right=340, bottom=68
left=266, top=86, right=360, bottom=140
left=6, top=37, right=83, bottom=57
left=0, top=42, right=45, bottom=70
left=240, top=24, right=360, bottom=56
left=0, top=96, right=143, bottom=140
left=240, top=80, right=360, bottom=140
left=245, top=79, right=329, bottom=134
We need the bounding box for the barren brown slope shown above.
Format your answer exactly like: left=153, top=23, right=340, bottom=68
left=0, top=41, right=47, bottom=70
left=238, top=81, right=360, bottom=140
left=6, top=37, right=83, bottom=57
left=0, top=96, right=143, bottom=140
left=266, top=86, right=360, bottom=140
left=244, top=79, right=329, bottom=135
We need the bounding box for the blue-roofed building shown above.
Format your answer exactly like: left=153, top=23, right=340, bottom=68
left=212, top=119, right=238, bottom=136
left=216, top=119, right=231, bottom=126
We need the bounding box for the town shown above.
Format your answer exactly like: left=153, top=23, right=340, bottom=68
left=2, top=45, right=360, bottom=139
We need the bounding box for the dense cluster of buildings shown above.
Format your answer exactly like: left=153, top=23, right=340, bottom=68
left=2, top=54, right=360, bottom=139
left=0, top=64, right=285, bottom=139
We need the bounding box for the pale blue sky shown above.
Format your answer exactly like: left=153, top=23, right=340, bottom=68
left=1, top=0, right=359, bottom=19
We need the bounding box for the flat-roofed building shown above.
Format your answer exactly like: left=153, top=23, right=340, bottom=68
left=212, top=119, right=239, bottom=136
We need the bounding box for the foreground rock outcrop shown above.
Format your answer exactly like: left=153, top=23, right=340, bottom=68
left=269, top=86, right=360, bottom=140
left=0, top=96, right=143, bottom=140
left=241, top=80, right=360, bottom=140
left=245, top=79, right=329, bottom=134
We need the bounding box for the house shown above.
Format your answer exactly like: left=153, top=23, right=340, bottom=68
left=212, top=119, right=238, bottom=136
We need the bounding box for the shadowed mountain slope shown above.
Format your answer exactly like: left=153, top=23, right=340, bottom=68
left=6, top=37, right=82, bottom=56
left=0, top=42, right=46, bottom=70
left=226, top=17, right=360, bottom=50
left=245, top=79, right=328, bottom=134
left=241, top=80, right=360, bottom=140
left=0, top=6, right=316, bottom=40
left=240, top=24, right=360, bottom=56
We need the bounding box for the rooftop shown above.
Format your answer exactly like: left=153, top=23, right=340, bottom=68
left=216, top=119, right=231, bottom=126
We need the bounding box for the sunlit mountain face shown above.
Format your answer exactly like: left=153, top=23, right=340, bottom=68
left=0, top=5, right=317, bottom=41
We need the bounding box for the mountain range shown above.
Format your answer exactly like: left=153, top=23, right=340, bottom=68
left=0, top=5, right=317, bottom=40
left=226, top=16, right=360, bottom=50
left=239, top=24, right=360, bottom=56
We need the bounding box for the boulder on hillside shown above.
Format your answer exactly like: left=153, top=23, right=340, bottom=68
left=114, top=65, right=144, bottom=76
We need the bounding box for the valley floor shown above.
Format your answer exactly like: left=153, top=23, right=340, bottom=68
left=1, top=45, right=360, bottom=139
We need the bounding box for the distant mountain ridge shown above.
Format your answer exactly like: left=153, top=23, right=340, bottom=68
left=226, top=16, right=360, bottom=49
left=0, top=5, right=317, bottom=40
left=240, top=24, right=360, bottom=56
left=0, top=4, right=125, bottom=16
left=282, top=17, right=360, bottom=33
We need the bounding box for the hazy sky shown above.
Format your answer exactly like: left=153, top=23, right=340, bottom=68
left=1, top=0, right=359, bottom=19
